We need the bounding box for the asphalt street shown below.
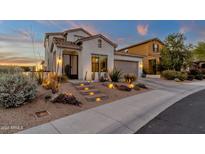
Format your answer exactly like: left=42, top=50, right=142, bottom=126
left=136, top=89, right=205, bottom=134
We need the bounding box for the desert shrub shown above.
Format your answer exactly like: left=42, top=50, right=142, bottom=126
left=116, top=85, right=132, bottom=91
left=99, top=76, right=107, bottom=82
left=99, top=73, right=109, bottom=82
left=187, top=74, right=194, bottom=81
left=162, top=70, right=177, bottom=80
left=195, top=73, right=203, bottom=80
left=0, top=73, right=37, bottom=108
left=109, top=68, right=122, bottom=82
left=58, top=75, right=68, bottom=83
left=189, top=69, right=200, bottom=76
left=124, top=73, right=137, bottom=84
left=42, top=73, right=60, bottom=94
left=35, top=71, right=44, bottom=85
left=133, top=85, right=140, bottom=91
left=51, top=93, right=81, bottom=106
left=177, top=72, right=188, bottom=81
left=136, top=83, right=147, bottom=89
left=162, top=70, right=187, bottom=81
left=0, top=66, right=23, bottom=74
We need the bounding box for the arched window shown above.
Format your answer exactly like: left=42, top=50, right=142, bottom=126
left=98, top=39, right=102, bottom=48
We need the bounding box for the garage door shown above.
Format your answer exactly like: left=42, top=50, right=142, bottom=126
left=114, top=60, right=138, bottom=76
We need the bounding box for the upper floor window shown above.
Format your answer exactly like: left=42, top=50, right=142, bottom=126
left=98, top=39, right=102, bottom=48
left=153, top=43, right=159, bottom=52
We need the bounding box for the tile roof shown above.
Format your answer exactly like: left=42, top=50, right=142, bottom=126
left=53, top=37, right=81, bottom=50
left=117, top=38, right=164, bottom=51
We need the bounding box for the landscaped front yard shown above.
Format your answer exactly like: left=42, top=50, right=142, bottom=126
left=0, top=81, right=148, bottom=134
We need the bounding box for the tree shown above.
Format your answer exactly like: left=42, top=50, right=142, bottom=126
left=193, top=42, right=205, bottom=61
left=160, top=33, right=193, bottom=71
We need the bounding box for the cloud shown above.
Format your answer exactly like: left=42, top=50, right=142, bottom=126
left=180, top=25, right=190, bottom=33
left=137, top=24, right=149, bottom=36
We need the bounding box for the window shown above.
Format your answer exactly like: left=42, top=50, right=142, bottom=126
left=98, top=39, right=102, bottom=48
left=91, top=55, right=107, bottom=72
left=153, top=43, right=159, bottom=52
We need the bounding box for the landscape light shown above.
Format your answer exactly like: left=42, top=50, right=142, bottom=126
left=89, top=92, right=94, bottom=95
left=84, top=87, right=89, bottom=90
left=108, top=83, right=114, bottom=89
left=128, top=84, right=134, bottom=88
left=96, top=97, right=101, bottom=102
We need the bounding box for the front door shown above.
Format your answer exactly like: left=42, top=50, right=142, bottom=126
left=63, top=55, right=78, bottom=79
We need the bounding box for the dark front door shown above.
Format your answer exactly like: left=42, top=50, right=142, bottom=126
left=63, top=55, right=78, bottom=79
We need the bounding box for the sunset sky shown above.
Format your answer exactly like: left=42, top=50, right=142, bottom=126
left=0, top=20, right=205, bottom=66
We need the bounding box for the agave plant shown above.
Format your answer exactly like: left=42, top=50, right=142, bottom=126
left=109, top=68, right=122, bottom=82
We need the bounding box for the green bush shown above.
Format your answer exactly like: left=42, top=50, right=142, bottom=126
left=0, top=73, right=37, bottom=108
left=177, top=72, right=188, bottom=81
left=189, top=69, right=200, bottom=76
left=187, top=74, right=194, bottom=81
left=195, top=73, right=203, bottom=80
left=162, top=70, right=178, bottom=80
left=162, top=70, right=187, bottom=81
left=124, top=73, right=137, bottom=83
left=135, top=83, right=147, bottom=89
left=109, top=68, right=122, bottom=82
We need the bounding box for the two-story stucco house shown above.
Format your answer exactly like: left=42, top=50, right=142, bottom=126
left=44, top=28, right=143, bottom=80
left=117, top=38, right=164, bottom=74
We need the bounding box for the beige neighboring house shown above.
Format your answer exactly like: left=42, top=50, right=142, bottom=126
left=44, top=28, right=143, bottom=80
left=117, top=38, right=164, bottom=74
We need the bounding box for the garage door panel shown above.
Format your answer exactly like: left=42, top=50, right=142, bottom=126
left=114, top=60, right=138, bottom=76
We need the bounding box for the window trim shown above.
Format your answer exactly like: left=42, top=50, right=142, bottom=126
left=91, top=54, right=108, bottom=72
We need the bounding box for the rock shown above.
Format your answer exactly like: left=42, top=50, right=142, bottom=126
left=174, top=78, right=181, bottom=82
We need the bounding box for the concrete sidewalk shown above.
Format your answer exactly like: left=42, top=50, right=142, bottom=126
left=18, top=80, right=205, bottom=134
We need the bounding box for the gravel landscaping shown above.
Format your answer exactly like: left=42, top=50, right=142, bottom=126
left=0, top=82, right=149, bottom=134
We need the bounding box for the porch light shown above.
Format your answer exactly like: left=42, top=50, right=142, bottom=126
left=96, top=97, right=101, bottom=102
left=108, top=83, right=114, bottom=89
left=139, top=63, right=143, bottom=68
left=57, top=57, right=62, bottom=64
left=89, top=92, right=94, bottom=96
left=128, top=84, right=134, bottom=89
left=84, top=87, right=89, bottom=90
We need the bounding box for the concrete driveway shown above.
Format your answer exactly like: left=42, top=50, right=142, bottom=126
left=18, top=78, right=205, bottom=134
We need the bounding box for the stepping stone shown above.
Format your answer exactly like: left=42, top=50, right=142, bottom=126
left=75, top=85, right=95, bottom=90
left=84, top=93, right=109, bottom=102
left=79, top=89, right=101, bottom=95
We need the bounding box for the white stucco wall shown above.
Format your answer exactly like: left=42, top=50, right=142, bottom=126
left=80, top=38, right=115, bottom=80
left=66, top=31, right=90, bottom=42
left=114, top=54, right=143, bottom=77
